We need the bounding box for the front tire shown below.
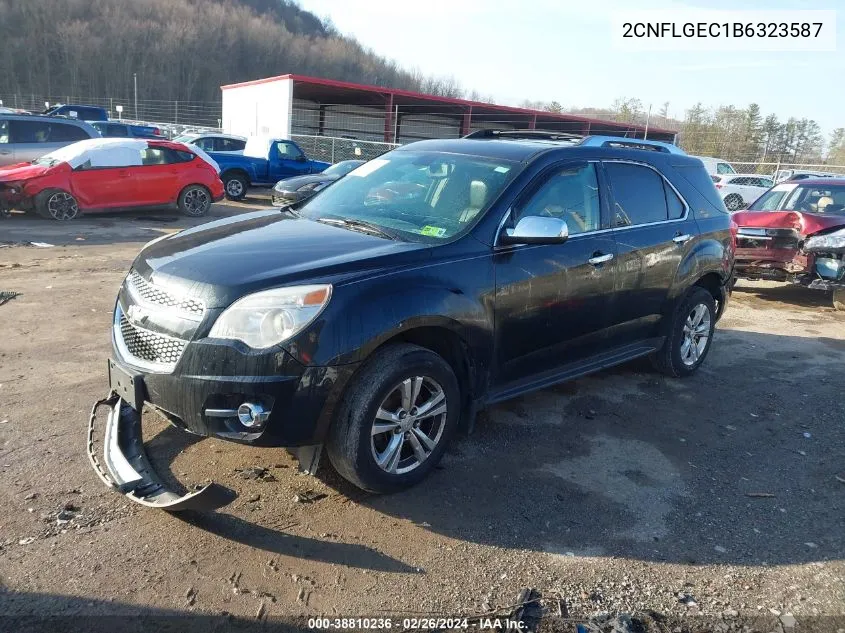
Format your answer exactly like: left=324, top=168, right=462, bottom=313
left=35, top=189, right=79, bottom=221
left=178, top=185, right=211, bottom=217
left=326, top=343, right=461, bottom=493
left=222, top=172, right=248, bottom=201
left=724, top=193, right=743, bottom=212
left=651, top=287, right=716, bottom=377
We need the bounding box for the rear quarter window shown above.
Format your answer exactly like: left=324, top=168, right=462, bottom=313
left=50, top=122, right=90, bottom=142
left=673, top=163, right=728, bottom=217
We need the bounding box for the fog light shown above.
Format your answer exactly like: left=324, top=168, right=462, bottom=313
left=237, top=402, right=269, bottom=428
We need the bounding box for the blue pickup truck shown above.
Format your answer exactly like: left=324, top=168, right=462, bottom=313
left=210, top=137, right=330, bottom=200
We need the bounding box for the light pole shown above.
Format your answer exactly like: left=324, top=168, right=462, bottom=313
left=133, top=73, right=138, bottom=121
left=643, top=103, right=652, bottom=140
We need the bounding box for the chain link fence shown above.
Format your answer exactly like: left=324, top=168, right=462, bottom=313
left=291, top=134, right=398, bottom=163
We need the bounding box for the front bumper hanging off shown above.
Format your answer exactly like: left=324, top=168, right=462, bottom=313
left=87, top=392, right=231, bottom=511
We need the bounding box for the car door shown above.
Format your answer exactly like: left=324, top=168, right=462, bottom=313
left=132, top=147, right=183, bottom=206
left=268, top=141, right=312, bottom=181
left=69, top=146, right=140, bottom=209
left=492, top=161, right=618, bottom=386
left=602, top=160, right=699, bottom=346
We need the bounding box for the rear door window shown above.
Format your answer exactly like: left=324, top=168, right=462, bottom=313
left=49, top=122, right=89, bottom=142
left=9, top=119, right=51, bottom=143
left=605, top=162, right=668, bottom=227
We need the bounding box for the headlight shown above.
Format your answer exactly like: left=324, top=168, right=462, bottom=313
left=209, top=285, right=332, bottom=349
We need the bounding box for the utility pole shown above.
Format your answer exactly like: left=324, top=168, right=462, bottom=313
left=133, top=73, right=138, bottom=120
left=643, top=103, right=652, bottom=140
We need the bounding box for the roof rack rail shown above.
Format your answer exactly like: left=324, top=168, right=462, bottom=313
left=578, top=135, right=686, bottom=155
left=463, top=129, right=584, bottom=142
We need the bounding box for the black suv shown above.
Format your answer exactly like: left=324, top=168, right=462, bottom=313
left=89, top=133, right=733, bottom=509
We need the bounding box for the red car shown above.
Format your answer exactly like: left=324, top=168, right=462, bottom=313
left=733, top=178, right=845, bottom=308
left=0, top=138, right=224, bottom=220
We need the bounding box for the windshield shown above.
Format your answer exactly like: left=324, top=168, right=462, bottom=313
left=324, top=160, right=364, bottom=177
left=750, top=183, right=845, bottom=215
left=298, top=150, right=518, bottom=242
left=173, top=134, right=199, bottom=143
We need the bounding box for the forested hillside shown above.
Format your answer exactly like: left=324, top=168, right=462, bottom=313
left=0, top=0, right=464, bottom=103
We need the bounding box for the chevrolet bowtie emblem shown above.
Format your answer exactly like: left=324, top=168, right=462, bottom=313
left=126, top=304, right=149, bottom=324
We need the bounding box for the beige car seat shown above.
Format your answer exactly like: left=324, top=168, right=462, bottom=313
left=816, top=196, right=833, bottom=212
left=459, top=180, right=488, bottom=223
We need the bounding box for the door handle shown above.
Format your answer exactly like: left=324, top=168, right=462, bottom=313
left=118, top=170, right=130, bottom=178
left=588, top=253, right=614, bottom=265
left=672, top=233, right=692, bottom=245
left=0, top=150, right=11, bottom=155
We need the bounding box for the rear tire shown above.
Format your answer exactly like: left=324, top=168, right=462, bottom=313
left=724, top=193, right=743, bottom=212
left=651, top=287, right=716, bottom=377
left=222, top=172, right=248, bottom=201
left=35, top=189, right=79, bottom=221
left=326, top=343, right=461, bottom=494
left=178, top=185, right=211, bottom=217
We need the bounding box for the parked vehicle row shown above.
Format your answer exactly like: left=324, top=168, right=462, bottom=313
left=0, top=138, right=224, bottom=220
left=87, top=132, right=734, bottom=509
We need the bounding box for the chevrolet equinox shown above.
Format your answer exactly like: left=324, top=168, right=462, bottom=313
left=88, top=132, right=734, bottom=509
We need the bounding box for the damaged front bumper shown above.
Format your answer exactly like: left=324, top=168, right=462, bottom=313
left=87, top=392, right=231, bottom=511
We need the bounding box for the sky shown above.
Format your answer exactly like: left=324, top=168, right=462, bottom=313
left=295, top=0, right=843, bottom=135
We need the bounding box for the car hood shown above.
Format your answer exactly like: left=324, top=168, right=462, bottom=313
left=275, top=174, right=336, bottom=191
left=733, top=210, right=845, bottom=236
left=134, top=210, right=430, bottom=308
left=0, top=162, right=53, bottom=182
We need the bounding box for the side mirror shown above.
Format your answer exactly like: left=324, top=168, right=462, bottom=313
left=499, top=215, right=569, bottom=245
left=296, top=154, right=307, bottom=162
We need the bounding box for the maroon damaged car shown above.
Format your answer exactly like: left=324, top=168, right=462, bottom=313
left=733, top=178, right=845, bottom=308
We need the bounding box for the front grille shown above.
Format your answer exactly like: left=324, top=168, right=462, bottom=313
left=127, top=270, right=204, bottom=318
left=118, top=312, right=187, bottom=369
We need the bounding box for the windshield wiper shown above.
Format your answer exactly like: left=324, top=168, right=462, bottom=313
left=316, top=217, right=403, bottom=241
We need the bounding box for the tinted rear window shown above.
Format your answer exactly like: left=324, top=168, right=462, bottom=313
left=674, top=164, right=728, bottom=215
left=606, top=162, right=667, bottom=226
left=50, top=122, right=90, bottom=142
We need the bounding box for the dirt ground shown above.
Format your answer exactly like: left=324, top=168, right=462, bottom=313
left=1, top=200, right=843, bottom=632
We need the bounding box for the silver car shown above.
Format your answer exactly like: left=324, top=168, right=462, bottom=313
left=0, top=114, right=99, bottom=166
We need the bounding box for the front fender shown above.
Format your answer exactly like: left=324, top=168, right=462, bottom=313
left=283, top=254, right=496, bottom=374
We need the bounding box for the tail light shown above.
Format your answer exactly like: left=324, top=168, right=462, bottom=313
left=153, top=127, right=162, bottom=136
left=729, top=219, right=738, bottom=249
left=714, top=183, right=722, bottom=189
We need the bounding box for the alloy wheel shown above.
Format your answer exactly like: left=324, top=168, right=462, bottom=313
left=47, top=192, right=79, bottom=221
left=184, top=187, right=210, bottom=216
left=226, top=179, right=244, bottom=198
left=370, top=376, right=448, bottom=475
left=680, top=303, right=711, bottom=366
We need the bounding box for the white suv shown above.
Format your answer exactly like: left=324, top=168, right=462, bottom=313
left=712, top=173, right=774, bottom=211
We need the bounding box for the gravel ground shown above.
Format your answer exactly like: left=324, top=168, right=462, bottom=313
left=0, top=201, right=843, bottom=632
